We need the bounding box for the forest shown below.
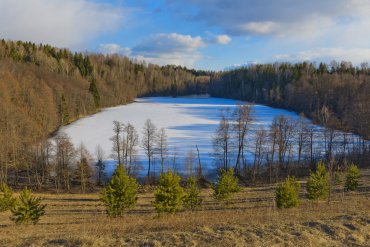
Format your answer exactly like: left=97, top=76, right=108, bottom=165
left=0, top=39, right=369, bottom=190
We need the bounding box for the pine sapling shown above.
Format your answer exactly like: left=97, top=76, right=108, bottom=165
left=345, top=163, right=360, bottom=191
left=11, top=187, right=46, bottom=224
left=276, top=176, right=300, bottom=209
left=213, top=168, right=240, bottom=203
left=100, top=164, right=139, bottom=217
left=154, top=170, right=184, bottom=214
left=183, top=176, right=202, bottom=210
left=0, top=183, right=16, bottom=212
left=306, top=161, right=330, bottom=200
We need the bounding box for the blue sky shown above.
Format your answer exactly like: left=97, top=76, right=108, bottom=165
left=1, top=0, right=370, bottom=70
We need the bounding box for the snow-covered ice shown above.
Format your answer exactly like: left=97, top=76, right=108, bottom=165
left=56, top=96, right=361, bottom=177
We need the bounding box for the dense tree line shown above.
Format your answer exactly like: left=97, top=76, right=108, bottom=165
left=0, top=40, right=207, bottom=185
left=0, top=39, right=369, bottom=190
left=209, top=62, right=370, bottom=139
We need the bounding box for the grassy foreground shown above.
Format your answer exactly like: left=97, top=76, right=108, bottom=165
left=0, top=171, right=369, bottom=247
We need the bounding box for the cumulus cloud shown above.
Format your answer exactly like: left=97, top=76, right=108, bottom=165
left=180, top=0, right=368, bottom=38
left=169, top=0, right=370, bottom=63
left=0, top=0, right=125, bottom=49
left=130, top=33, right=205, bottom=67
left=99, top=32, right=232, bottom=67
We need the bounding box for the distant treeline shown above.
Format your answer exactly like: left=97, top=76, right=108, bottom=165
left=209, top=62, right=370, bottom=139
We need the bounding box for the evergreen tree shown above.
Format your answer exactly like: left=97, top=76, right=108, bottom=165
left=276, top=176, right=300, bottom=209
left=213, top=168, right=240, bottom=202
left=89, top=77, right=100, bottom=108
left=345, top=163, right=360, bottom=191
left=306, top=161, right=330, bottom=200
left=96, top=159, right=105, bottom=186
left=10, top=187, right=46, bottom=224
left=183, top=176, right=202, bottom=210
left=0, top=183, right=16, bottom=212
left=154, top=170, right=184, bottom=214
left=100, top=164, right=139, bottom=217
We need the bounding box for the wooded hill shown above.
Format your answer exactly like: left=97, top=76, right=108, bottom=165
left=209, top=62, right=370, bottom=139
left=0, top=40, right=208, bottom=177
left=0, top=39, right=369, bottom=187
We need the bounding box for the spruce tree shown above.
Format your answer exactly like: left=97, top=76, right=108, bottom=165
left=276, top=176, right=300, bottom=209
left=0, top=183, right=16, bottom=212
left=306, top=161, right=330, bottom=200
left=183, top=176, right=202, bottom=210
left=154, top=170, right=184, bottom=214
left=213, top=168, right=240, bottom=202
left=345, top=163, right=360, bottom=191
left=89, top=77, right=100, bottom=108
left=100, top=164, right=139, bottom=217
left=10, top=187, right=46, bottom=224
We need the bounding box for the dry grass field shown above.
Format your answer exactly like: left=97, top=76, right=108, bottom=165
left=1, top=170, right=369, bottom=247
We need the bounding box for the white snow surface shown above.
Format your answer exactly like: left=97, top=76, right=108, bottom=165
left=56, top=96, right=356, bottom=177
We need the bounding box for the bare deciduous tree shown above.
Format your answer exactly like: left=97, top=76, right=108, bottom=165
left=252, top=127, right=266, bottom=182
left=157, top=128, right=168, bottom=173
left=232, top=103, right=253, bottom=173
left=213, top=109, right=233, bottom=170
left=54, top=133, right=76, bottom=192
left=141, top=119, right=157, bottom=181
left=110, top=120, right=123, bottom=165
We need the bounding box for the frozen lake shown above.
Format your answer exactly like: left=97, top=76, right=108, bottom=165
left=57, top=96, right=360, bottom=177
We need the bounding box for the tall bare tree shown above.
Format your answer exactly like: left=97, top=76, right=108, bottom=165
left=157, top=127, right=168, bottom=173
left=110, top=120, right=123, bottom=165
left=252, top=127, right=266, bottom=182
left=232, top=103, right=253, bottom=173
left=213, top=109, right=233, bottom=170
left=141, top=119, right=157, bottom=181
left=123, top=123, right=139, bottom=171
left=54, top=133, right=76, bottom=192
left=76, top=143, right=93, bottom=193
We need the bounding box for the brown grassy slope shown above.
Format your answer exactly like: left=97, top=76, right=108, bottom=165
left=0, top=171, right=369, bottom=247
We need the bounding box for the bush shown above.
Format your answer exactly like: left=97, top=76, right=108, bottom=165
left=276, top=176, right=300, bottom=209
left=306, top=161, right=330, bottom=200
left=183, top=176, right=202, bottom=210
left=345, top=163, right=360, bottom=191
left=100, top=164, right=139, bottom=217
left=154, top=170, right=184, bottom=214
left=11, top=187, right=46, bottom=224
left=213, top=168, right=240, bottom=202
left=0, top=183, right=16, bottom=212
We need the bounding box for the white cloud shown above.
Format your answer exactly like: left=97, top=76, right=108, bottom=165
left=204, top=32, right=231, bottom=45
left=274, top=48, right=370, bottom=64
left=170, top=0, right=370, bottom=63
left=214, top=35, right=231, bottom=45
left=0, top=0, right=125, bottom=49
left=131, top=33, right=206, bottom=67
left=99, top=44, right=131, bottom=56
left=240, top=21, right=279, bottom=35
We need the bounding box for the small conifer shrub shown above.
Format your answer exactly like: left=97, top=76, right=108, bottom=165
left=10, top=187, right=46, bottom=224
left=100, top=164, right=139, bottom=217
left=0, top=183, right=16, bottom=212
left=154, top=170, right=184, bottom=214
left=183, top=176, right=202, bottom=210
left=276, top=176, right=300, bottom=209
left=213, top=168, right=240, bottom=202
left=306, top=161, right=330, bottom=200
left=345, top=163, right=360, bottom=191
